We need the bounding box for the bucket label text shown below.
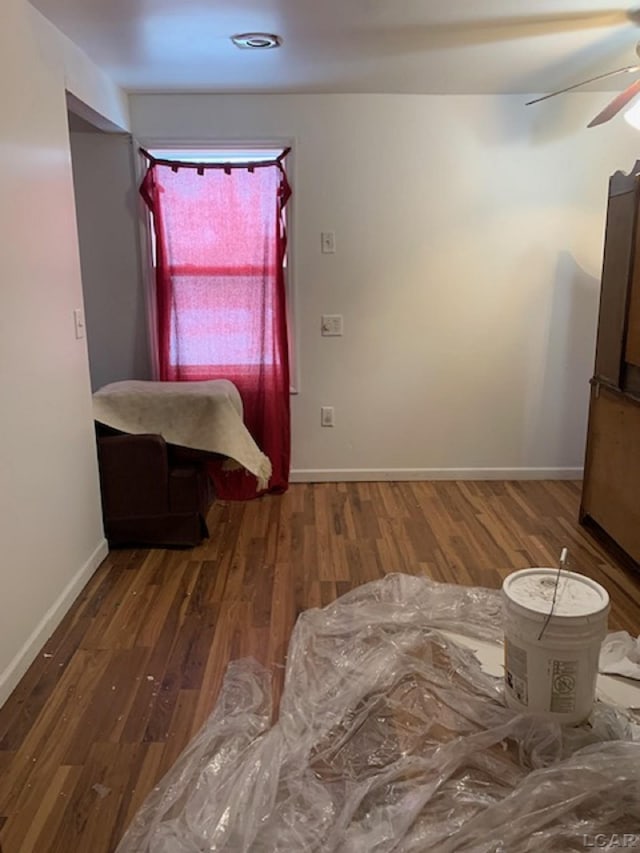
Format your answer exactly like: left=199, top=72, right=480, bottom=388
left=505, top=639, right=528, bottom=704
left=550, top=659, right=578, bottom=713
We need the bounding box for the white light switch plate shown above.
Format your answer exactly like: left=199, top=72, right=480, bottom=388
left=321, top=231, right=336, bottom=254
left=73, top=308, right=85, bottom=339
left=321, top=406, right=335, bottom=427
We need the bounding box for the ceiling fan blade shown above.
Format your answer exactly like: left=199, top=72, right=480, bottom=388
left=526, top=65, right=640, bottom=106
left=587, top=78, right=640, bottom=126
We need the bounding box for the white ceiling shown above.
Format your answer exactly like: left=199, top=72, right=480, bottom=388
left=28, top=0, right=640, bottom=96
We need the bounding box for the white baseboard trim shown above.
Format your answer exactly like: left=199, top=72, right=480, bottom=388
left=290, top=467, right=583, bottom=483
left=0, top=537, right=109, bottom=708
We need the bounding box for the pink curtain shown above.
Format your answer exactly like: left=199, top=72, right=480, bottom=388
left=140, top=152, right=291, bottom=499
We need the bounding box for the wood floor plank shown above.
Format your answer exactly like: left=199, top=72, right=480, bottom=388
left=114, top=742, right=164, bottom=845
left=47, top=742, right=139, bottom=853
left=0, top=649, right=113, bottom=813
left=1, top=480, right=639, bottom=853
left=63, top=647, right=151, bottom=762
left=268, top=561, right=297, bottom=678
left=12, top=764, right=82, bottom=853
left=156, top=689, right=201, bottom=780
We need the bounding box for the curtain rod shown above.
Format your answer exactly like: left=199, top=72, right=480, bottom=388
left=139, top=147, right=291, bottom=171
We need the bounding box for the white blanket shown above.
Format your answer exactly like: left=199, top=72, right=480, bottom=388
left=93, top=380, right=272, bottom=491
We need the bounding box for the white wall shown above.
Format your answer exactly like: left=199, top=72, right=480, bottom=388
left=0, top=0, right=129, bottom=706
left=69, top=129, right=151, bottom=390
left=131, top=92, right=640, bottom=479
left=58, top=21, right=130, bottom=132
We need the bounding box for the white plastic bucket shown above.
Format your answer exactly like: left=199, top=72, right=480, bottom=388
left=502, top=568, right=610, bottom=725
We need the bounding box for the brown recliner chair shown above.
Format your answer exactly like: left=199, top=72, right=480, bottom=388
left=95, top=424, right=215, bottom=548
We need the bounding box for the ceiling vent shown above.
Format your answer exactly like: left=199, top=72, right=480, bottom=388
left=231, top=33, right=282, bottom=50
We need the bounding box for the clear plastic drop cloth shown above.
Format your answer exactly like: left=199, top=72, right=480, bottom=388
left=116, top=573, right=640, bottom=853
left=600, top=631, right=640, bottom=680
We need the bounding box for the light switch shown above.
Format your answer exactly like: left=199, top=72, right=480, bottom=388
left=321, top=231, right=336, bottom=254
left=321, top=406, right=335, bottom=427
left=73, top=308, right=85, bottom=340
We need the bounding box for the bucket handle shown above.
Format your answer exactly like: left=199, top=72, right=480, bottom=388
left=537, top=547, right=568, bottom=641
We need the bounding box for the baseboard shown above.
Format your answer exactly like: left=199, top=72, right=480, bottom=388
left=0, top=538, right=109, bottom=708
left=290, top=467, right=583, bottom=483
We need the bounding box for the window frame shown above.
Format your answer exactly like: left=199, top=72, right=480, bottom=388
left=135, top=138, right=299, bottom=393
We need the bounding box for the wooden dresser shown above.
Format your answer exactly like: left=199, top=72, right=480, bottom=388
left=580, top=161, right=640, bottom=567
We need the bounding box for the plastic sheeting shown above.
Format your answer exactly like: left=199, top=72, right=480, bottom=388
left=116, top=574, right=640, bottom=853
left=600, top=631, right=640, bottom=680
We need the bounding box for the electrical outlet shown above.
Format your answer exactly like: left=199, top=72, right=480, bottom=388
left=321, top=406, right=335, bottom=427
left=321, top=315, right=343, bottom=336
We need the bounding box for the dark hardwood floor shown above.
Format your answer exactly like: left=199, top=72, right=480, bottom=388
left=0, top=480, right=639, bottom=852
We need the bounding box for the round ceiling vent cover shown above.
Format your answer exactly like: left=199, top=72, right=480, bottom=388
left=231, top=33, right=282, bottom=49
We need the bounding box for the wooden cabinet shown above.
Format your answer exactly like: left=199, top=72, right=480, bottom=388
left=580, top=161, right=640, bottom=567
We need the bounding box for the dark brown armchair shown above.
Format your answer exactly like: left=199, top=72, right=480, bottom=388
left=95, top=424, right=215, bottom=548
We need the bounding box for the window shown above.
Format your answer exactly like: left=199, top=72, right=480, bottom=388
left=141, top=144, right=297, bottom=391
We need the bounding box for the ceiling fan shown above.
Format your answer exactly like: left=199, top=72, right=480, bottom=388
left=526, top=41, right=640, bottom=128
